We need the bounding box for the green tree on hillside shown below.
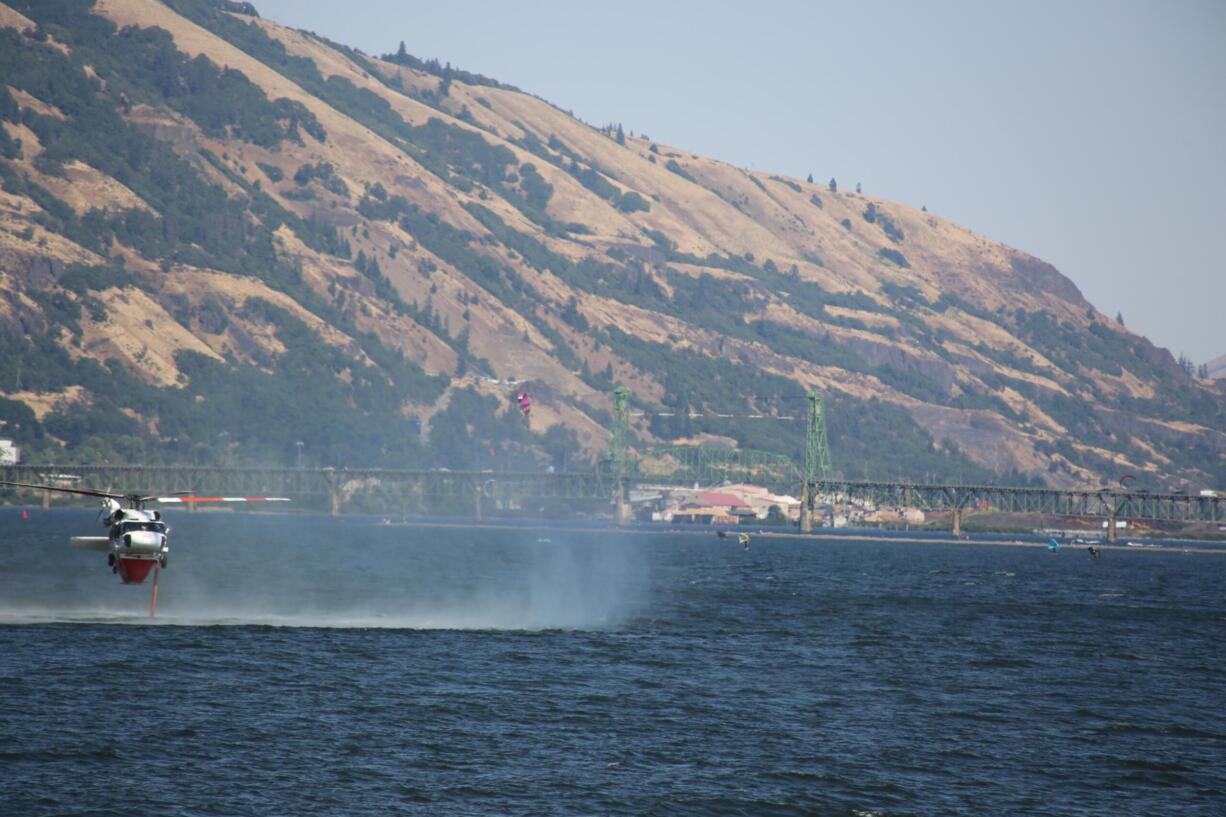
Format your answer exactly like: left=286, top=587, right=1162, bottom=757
left=616, top=191, right=650, bottom=213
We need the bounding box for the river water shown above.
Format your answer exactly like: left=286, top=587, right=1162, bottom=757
left=1, top=508, right=1223, bottom=815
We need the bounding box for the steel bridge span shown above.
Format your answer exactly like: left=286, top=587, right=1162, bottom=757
left=2, top=464, right=1221, bottom=540
left=818, top=479, right=1222, bottom=540
left=0, top=464, right=613, bottom=519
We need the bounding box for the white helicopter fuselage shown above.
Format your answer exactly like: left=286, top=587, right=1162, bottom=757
left=0, top=478, right=289, bottom=602
left=71, top=501, right=169, bottom=584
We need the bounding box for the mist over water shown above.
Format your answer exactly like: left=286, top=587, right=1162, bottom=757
left=0, top=509, right=649, bottom=629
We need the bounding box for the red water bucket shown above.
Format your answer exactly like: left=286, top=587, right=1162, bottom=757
left=117, top=558, right=156, bottom=585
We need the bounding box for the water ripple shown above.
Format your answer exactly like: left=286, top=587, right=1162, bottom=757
left=0, top=513, right=1223, bottom=816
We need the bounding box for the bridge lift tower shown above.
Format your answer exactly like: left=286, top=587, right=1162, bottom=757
left=799, top=391, right=833, bottom=533
left=608, top=386, right=830, bottom=527
left=611, top=386, right=633, bottom=525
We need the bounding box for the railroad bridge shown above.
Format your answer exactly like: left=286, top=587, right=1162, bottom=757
left=2, top=389, right=1221, bottom=538
left=2, top=463, right=1220, bottom=541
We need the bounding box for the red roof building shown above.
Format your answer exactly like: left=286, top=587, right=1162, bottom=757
left=693, top=491, right=755, bottom=516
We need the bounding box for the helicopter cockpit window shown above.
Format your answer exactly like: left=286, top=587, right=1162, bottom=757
left=120, top=521, right=165, bottom=534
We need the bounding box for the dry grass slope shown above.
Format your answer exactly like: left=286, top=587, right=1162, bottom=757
left=0, top=0, right=1221, bottom=487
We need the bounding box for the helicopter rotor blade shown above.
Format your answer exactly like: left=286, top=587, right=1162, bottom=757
left=134, top=491, right=196, bottom=503
left=153, top=496, right=291, bottom=504
left=0, top=480, right=127, bottom=500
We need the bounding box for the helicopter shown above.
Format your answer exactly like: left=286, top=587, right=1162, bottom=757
left=2, top=480, right=289, bottom=614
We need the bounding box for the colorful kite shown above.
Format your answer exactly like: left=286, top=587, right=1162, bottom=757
left=514, top=390, right=532, bottom=418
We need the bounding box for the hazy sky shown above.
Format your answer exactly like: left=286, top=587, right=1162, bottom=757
left=255, top=0, right=1224, bottom=362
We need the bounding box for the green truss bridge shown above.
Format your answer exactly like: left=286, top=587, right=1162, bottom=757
left=2, top=467, right=1220, bottom=542
left=2, top=389, right=1221, bottom=538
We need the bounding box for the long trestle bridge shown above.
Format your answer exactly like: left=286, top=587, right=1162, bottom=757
left=3, top=388, right=1221, bottom=539
left=817, top=479, right=1222, bottom=539
left=2, top=463, right=1221, bottom=541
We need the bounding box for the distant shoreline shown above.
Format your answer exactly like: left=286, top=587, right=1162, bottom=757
left=365, top=518, right=1226, bottom=556
left=4, top=505, right=1222, bottom=554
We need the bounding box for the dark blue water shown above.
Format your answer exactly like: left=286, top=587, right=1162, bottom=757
left=1, top=508, right=1223, bottom=816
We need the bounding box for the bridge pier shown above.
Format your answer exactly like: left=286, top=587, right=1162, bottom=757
left=1107, top=512, right=1117, bottom=543
left=614, top=481, right=631, bottom=526
left=42, top=489, right=51, bottom=510
left=474, top=482, right=483, bottom=522
left=952, top=508, right=962, bottom=538
left=799, top=483, right=813, bottom=533
left=329, top=488, right=342, bottom=517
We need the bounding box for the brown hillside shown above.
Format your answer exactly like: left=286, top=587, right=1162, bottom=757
left=0, top=0, right=1222, bottom=488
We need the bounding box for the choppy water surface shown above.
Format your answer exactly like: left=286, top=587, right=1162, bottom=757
left=1, top=508, right=1223, bottom=816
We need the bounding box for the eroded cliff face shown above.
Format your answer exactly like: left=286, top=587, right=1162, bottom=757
left=0, top=0, right=1222, bottom=486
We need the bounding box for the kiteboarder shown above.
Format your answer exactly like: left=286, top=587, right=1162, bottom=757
left=1088, top=546, right=1101, bottom=560
left=514, top=391, right=532, bottom=419
left=739, top=533, right=751, bottom=550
